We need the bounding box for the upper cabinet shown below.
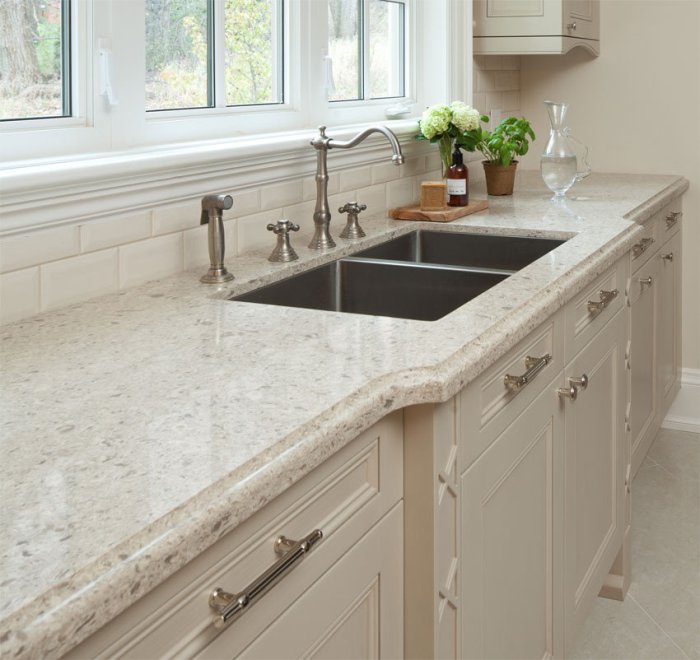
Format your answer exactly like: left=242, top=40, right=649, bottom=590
left=474, top=0, right=600, bottom=55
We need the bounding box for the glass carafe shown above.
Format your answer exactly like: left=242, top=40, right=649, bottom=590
left=540, top=101, right=591, bottom=198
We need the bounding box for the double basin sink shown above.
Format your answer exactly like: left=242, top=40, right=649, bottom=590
left=232, top=230, right=566, bottom=322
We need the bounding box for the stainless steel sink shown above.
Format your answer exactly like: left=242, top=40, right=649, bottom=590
left=231, top=230, right=566, bottom=322
left=232, top=258, right=508, bottom=322
left=353, top=230, right=566, bottom=273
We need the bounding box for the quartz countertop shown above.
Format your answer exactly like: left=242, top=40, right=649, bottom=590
left=0, top=172, right=688, bottom=658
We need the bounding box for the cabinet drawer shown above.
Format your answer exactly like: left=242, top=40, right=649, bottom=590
left=202, top=503, right=404, bottom=659
left=68, top=413, right=403, bottom=659
left=460, top=316, right=564, bottom=471
left=565, top=258, right=627, bottom=358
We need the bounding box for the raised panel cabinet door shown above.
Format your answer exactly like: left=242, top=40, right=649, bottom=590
left=461, top=382, right=564, bottom=660
left=629, top=257, right=659, bottom=476
left=474, top=0, right=560, bottom=36
left=563, top=0, right=599, bottom=39
left=198, top=504, right=404, bottom=659
left=656, top=232, right=682, bottom=418
left=562, top=309, right=626, bottom=654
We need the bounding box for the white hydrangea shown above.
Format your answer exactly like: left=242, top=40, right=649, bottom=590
left=450, top=101, right=481, bottom=132
left=420, top=104, right=451, bottom=139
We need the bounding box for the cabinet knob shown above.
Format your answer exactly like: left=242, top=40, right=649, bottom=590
left=557, top=385, right=578, bottom=401
left=567, top=21, right=577, bottom=31
left=661, top=252, right=674, bottom=262
left=639, top=276, right=653, bottom=287
left=569, top=374, right=588, bottom=390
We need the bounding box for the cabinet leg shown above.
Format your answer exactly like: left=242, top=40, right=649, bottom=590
left=599, top=526, right=631, bottom=601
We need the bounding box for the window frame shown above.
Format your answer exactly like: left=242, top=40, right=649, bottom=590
left=0, top=0, right=470, bottom=167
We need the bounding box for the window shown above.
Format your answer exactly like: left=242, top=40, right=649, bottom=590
left=328, top=0, right=405, bottom=102
left=0, top=0, right=71, bottom=121
left=144, top=0, right=284, bottom=112
left=0, top=0, right=473, bottom=164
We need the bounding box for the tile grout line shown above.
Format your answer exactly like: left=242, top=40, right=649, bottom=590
left=627, top=593, right=693, bottom=659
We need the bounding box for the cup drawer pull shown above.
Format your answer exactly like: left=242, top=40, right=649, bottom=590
left=209, top=529, right=323, bottom=629
left=632, top=237, right=654, bottom=258
left=587, top=288, right=619, bottom=315
left=665, top=211, right=681, bottom=229
left=504, top=354, right=552, bottom=393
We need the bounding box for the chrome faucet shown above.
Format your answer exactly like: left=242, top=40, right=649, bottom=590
left=200, top=194, right=234, bottom=283
left=309, top=125, right=404, bottom=250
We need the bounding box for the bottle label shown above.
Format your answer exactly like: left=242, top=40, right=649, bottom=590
left=447, top=179, right=467, bottom=195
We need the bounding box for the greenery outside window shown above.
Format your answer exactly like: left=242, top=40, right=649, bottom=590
left=0, top=0, right=71, bottom=122
left=145, top=0, right=283, bottom=112
left=328, top=0, right=405, bottom=103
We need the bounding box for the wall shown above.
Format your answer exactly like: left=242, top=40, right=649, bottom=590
left=0, top=153, right=439, bottom=323
left=518, top=0, right=700, bottom=370
left=473, top=55, right=522, bottom=121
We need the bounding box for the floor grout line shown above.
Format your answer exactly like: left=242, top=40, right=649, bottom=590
left=628, top=591, right=693, bottom=659
left=648, top=459, right=678, bottom=479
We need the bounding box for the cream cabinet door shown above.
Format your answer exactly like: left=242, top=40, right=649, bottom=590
left=461, top=382, right=564, bottom=660
left=564, top=0, right=599, bottom=40
left=198, top=504, right=404, bottom=660
left=656, top=232, right=682, bottom=419
left=629, top=256, right=658, bottom=477
left=562, top=309, right=627, bottom=654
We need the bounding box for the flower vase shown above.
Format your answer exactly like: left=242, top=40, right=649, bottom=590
left=438, top=135, right=453, bottom=178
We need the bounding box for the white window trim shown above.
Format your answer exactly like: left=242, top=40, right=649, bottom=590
left=0, top=0, right=473, bottom=235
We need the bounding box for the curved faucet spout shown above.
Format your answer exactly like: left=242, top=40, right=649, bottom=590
left=308, top=125, right=404, bottom=250
left=328, top=126, right=405, bottom=165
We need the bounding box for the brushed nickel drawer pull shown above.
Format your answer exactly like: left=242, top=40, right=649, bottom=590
left=504, top=354, right=552, bottom=393
left=661, top=252, right=674, bottom=262
left=587, top=288, right=619, bottom=315
left=639, top=276, right=653, bottom=287
left=632, top=237, right=654, bottom=258
left=209, top=529, right=323, bottom=629
left=665, top=211, right=681, bottom=229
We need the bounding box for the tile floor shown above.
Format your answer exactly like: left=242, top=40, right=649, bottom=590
left=571, top=428, right=700, bottom=659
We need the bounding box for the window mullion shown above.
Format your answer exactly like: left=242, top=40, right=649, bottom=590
left=213, top=0, right=225, bottom=107
left=361, top=0, right=369, bottom=100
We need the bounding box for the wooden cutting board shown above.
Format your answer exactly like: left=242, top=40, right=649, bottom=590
left=389, top=199, right=488, bottom=223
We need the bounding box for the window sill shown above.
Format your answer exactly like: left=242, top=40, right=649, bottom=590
left=0, top=118, right=426, bottom=235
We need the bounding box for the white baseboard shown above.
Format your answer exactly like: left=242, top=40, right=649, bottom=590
left=662, top=368, right=700, bottom=433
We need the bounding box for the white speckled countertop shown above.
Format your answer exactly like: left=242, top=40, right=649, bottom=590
left=0, top=172, right=688, bottom=658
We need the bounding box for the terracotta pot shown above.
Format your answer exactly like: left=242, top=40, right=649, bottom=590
left=483, top=160, right=518, bottom=196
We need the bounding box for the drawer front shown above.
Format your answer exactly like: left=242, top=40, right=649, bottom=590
left=565, top=258, right=627, bottom=358
left=200, top=503, right=404, bottom=659
left=69, top=413, right=403, bottom=659
left=460, top=316, right=564, bottom=471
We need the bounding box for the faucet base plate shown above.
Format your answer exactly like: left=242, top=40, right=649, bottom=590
left=201, top=268, right=235, bottom=284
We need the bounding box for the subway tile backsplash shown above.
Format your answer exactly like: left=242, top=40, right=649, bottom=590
left=0, top=58, right=521, bottom=325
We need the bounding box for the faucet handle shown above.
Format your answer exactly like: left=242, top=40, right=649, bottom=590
left=267, top=219, right=300, bottom=262
left=338, top=202, right=367, bottom=216
left=338, top=202, right=367, bottom=240
left=266, top=219, right=300, bottom=235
